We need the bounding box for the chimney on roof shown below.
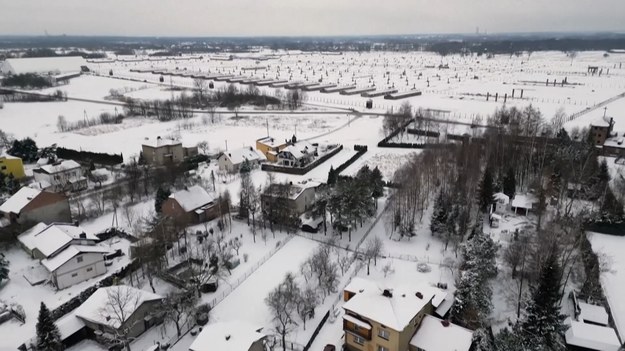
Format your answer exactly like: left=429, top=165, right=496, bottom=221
left=441, top=320, right=450, bottom=327
left=382, top=289, right=393, bottom=298
left=225, top=335, right=231, bottom=341
left=105, top=315, right=111, bottom=321
left=79, top=232, right=86, bottom=239
left=415, top=292, right=423, bottom=299
left=157, top=136, right=162, bottom=140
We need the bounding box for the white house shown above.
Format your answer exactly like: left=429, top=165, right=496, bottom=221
left=0, top=56, right=87, bottom=76
left=18, top=222, right=99, bottom=259
left=277, top=141, right=316, bottom=167
left=33, top=160, right=87, bottom=193
left=217, top=146, right=265, bottom=173
left=41, top=245, right=109, bottom=289
left=189, top=321, right=267, bottom=351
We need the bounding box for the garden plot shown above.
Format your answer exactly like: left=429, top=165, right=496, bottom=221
left=39, top=75, right=155, bottom=101
left=0, top=237, right=131, bottom=350
left=589, top=232, right=625, bottom=341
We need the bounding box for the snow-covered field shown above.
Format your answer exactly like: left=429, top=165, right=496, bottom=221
left=2, top=49, right=625, bottom=351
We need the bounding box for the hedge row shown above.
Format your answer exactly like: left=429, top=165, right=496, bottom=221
left=335, top=145, right=368, bottom=175
left=57, top=147, right=123, bottom=166
left=406, top=129, right=440, bottom=138
left=378, top=142, right=454, bottom=149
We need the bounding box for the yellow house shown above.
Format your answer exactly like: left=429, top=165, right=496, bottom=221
left=255, top=136, right=287, bottom=163
left=0, top=154, right=26, bottom=179
left=342, top=279, right=473, bottom=351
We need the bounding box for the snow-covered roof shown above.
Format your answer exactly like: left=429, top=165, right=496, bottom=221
left=344, top=277, right=382, bottom=295
left=142, top=137, right=181, bottom=148
left=189, top=321, right=266, bottom=351
left=0, top=153, right=20, bottom=160
left=280, top=141, right=315, bottom=160
left=256, top=136, right=285, bottom=148
left=490, top=213, right=502, bottom=220
left=435, top=293, right=455, bottom=318
left=55, top=312, right=86, bottom=340
left=578, top=302, right=609, bottom=326
left=35, top=160, right=81, bottom=175
left=1, top=56, right=87, bottom=75
left=343, top=314, right=372, bottom=330
left=511, top=194, right=537, bottom=210
left=221, top=147, right=264, bottom=165
left=590, top=115, right=612, bottom=128
left=0, top=186, right=41, bottom=214
left=564, top=318, right=621, bottom=351
left=42, top=245, right=110, bottom=272
left=18, top=223, right=97, bottom=258
left=343, top=282, right=437, bottom=331
left=169, top=185, right=215, bottom=212
left=409, top=315, right=473, bottom=351
left=75, top=285, right=162, bottom=329
left=493, top=192, right=510, bottom=204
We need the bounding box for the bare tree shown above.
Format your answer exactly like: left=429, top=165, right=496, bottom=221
left=101, top=286, right=143, bottom=351
left=193, top=78, right=208, bottom=106
left=197, top=141, right=210, bottom=155
left=297, top=286, right=318, bottom=330
left=266, top=277, right=297, bottom=351
left=363, top=237, right=384, bottom=275
left=163, top=291, right=198, bottom=337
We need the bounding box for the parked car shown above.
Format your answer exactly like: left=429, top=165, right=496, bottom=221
left=323, top=345, right=336, bottom=351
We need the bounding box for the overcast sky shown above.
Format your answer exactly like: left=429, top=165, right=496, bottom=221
left=2, top=0, right=625, bottom=37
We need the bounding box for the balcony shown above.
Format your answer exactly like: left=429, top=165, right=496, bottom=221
left=343, top=313, right=372, bottom=340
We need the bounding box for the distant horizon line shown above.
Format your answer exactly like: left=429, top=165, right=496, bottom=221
left=1, top=30, right=625, bottom=40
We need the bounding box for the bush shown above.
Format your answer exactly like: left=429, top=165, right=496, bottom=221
left=2, top=73, right=52, bottom=89
left=195, top=304, right=211, bottom=326
left=56, top=147, right=123, bottom=165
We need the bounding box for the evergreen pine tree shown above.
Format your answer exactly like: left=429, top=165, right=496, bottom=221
left=479, top=167, right=495, bottom=212
left=430, top=190, right=448, bottom=237
left=36, top=302, right=63, bottom=351
left=370, top=167, right=385, bottom=199
left=521, top=244, right=566, bottom=351
left=0, top=253, right=9, bottom=284
left=154, top=186, right=171, bottom=214
left=327, top=166, right=337, bottom=186
left=599, top=187, right=624, bottom=223
left=503, top=167, right=516, bottom=199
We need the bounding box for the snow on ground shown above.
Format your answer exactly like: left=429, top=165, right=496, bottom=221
left=0, top=236, right=131, bottom=350
left=588, top=232, right=625, bottom=341
left=65, top=339, right=108, bottom=351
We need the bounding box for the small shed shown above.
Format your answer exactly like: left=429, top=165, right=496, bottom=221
left=564, top=318, right=621, bottom=351
left=578, top=302, right=609, bottom=326
left=511, top=194, right=537, bottom=216
left=492, top=193, right=510, bottom=214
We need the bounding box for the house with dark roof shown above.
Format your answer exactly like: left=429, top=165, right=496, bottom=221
left=0, top=186, right=71, bottom=225
left=161, top=185, right=222, bottom=224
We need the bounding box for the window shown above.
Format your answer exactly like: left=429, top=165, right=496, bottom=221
left=378, top=329, right=390, bottom=340
left=76, top=256, right=83, bottom=263
left=353, top=335, right=365, bottom=345
left=86, top=267, right=93, bottom=272
left=71, top=273, right=78, bottom=277
left=377, top=346, right=389, bottom=351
